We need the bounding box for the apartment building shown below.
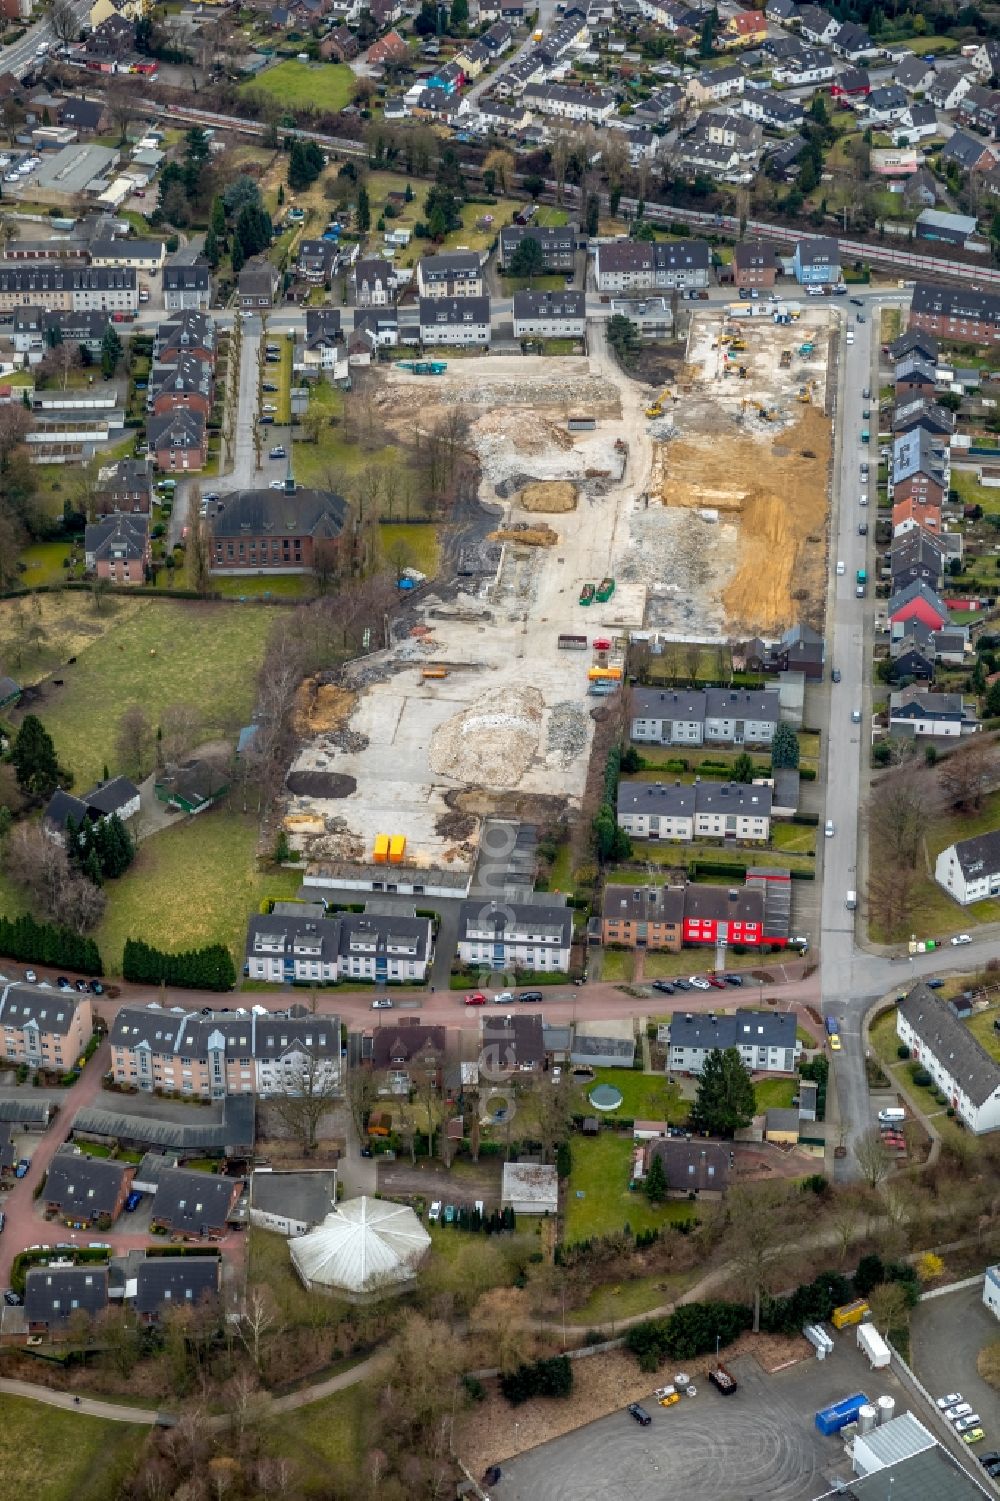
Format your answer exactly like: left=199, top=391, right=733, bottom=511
left=109, top=1002, right=342, bottom=1099
left=416, top=251, right=483, bottom=299
left=0, top=984, right=92, bottom=1072
left=910, top=282, right=1000, bottom=346
left=418, top=295, right=491, bottom=346
left=616, top=780, right=773, bottom=842
left=629, top=686, right=780, bottom=746
left=594, top=237, right=710, bottom=293
left=456, top=899, right=573, bottom=972
left=512, top=289, right=585, bottom=338
left=667, top=1008, right=800, bottom=1076
left=0, top=263, right=137, bottom=313
left=935, top=830, right=1000, bottom=906
left=245, top=903, right=434, bottom=985
left=897, top=983, right=1000, bottom=1133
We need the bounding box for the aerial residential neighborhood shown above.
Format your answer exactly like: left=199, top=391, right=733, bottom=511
left=4, top=0, right=1000, bottom=1496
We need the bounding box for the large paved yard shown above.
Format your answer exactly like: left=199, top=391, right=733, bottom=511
left=910, top=1284, right=1000, bottom=1438
left=498, top=1346, right=914, bottom=1501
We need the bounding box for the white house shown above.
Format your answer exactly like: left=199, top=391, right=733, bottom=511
left=512, top=289, right=585, bottom=338
left=616, top=781, right=772, bottom=843
left=522, top=81, right=616, bottom=123
left=244, top=905, right=434, bottom=985
left=896, top=983, right=1000, bottom=1134
left=667, top=1009, right=800, bottom=1076
left=456, top=899, right=573, bottom=973
left=985, top=1264, right=1000, bottom=1319
left=934, top=830, right=1000, bottom=906
left=888, top=688, right=979, bottom=738
left=419, top=295, right=491, bottom=346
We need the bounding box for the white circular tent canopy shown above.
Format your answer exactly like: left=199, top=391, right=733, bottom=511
left=289, top=1196, right=431, bottom=1297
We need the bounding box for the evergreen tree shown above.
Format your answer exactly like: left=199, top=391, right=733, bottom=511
left=450, top=0, right=468, bottom=26
left=509, top=235, right=545, bottom=280
left=645, top=1151, right=668, bottom=1203
left=12, top=715, right=65, bottom=800
left=731, top=751, right=754, bottom=784
left=689, top=1047, right=756, bottom=1138
left=211, top=195, right=226, bottom=237
left=356, top=184, right=371, bottom=233
left=101, top=324, right=122, bottom=380
left=231, top=236, right=245, bottom=276
left=770, top=723, right=800, bottom=770
left=84, top=846, right=103, bottom=887
left=204, top=225, right=220, bottom=270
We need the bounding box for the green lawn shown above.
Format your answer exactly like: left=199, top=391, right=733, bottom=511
left=868, top=1009, right=969, bottom=1150
left=0, top=1395, right=146, bottom=1501
left=17, top=599, right=277, bottom=788
left=264, top=1383, right=368, bottom=1492
left=212, top=573, right=311, bottom=598
left=754, top=1077, right=798, bottom=1111
left=566, top=1266, right=700, bottom=1326
left=771, top=823, right=817, bottom=855
left=965, top=1005, right=1000, bottom=1064
left=641, top=948, right=764, bottom=977
left=379, top=523, right=440, bottom=579
left=18, top=540, right=82, bottom=587
left=563, top=1132, right=700, bottom=1242
left=241, top=58, right=355, bottom=111
left=901, top=33, right=958, bottom=53
left=598, top=948, right=634, bottom=982
left=500, top=273, right=571, bottom=295
left=869, top=789, right=1000, bottom=943
left=95, top=811, right=302, bottom=974
left=573, top=1067, right=689, bottom=1124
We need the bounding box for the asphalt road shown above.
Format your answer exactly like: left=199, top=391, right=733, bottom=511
left=910, top=1284, right=1000, bottom=1445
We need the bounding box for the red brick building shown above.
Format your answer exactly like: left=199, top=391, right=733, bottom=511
left=909, top=282, right=1000, bottom=346
left=733, top=240, right=780, bottom=290
left=208, top=483, right=348, bottom=575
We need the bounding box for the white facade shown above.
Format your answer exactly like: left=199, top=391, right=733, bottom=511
left=896, top=1006, right=1000, bottom=1134
left=522, top=83, right=616, bottom=122
left=984, top=1264, right=1000, bottom=1319
left=255, top=1045, right=341, bottom=1099
left=934, top=835, right=1000, bottom=906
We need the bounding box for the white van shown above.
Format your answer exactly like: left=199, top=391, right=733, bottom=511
left=878, top=1107, right=905, bottom=1124
left=846, top=890, right=857, bottom=910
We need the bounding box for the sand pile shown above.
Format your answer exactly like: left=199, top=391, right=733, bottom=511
left=294, top=680, right=356, bottom=736
left=488, top=525, right=560, bottom=546
left=429, top=685, right=543, bottom=789
left=519, top=481, right=577, bottom=513
left=659, top=404, right=830, bottom=636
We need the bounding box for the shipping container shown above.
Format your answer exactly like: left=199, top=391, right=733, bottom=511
left=389, top=835, right=406, bottom=864
left=831, top=1299, right=870, bottom=1330
left=373, top=834, right=389, bottom=865
left=815, top=1392, right=870, bottom=1436
left=857, top=1323, right=890, bottom=1369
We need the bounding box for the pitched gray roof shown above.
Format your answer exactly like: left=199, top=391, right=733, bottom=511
left=207, top=486, right=348, bottom=541
left=134, top=1255, right=220, bottom=1316
left=0, top=984, right=88, bottom=1037
left=25, top=1266, right=108, bottom=1325
left=45, top=1147, right=130, bottom=1216
left=250, top=1170, right=337, bottom=1228
left=944, top=829, right=1000, bottom=878
left=899, top=982, right=1000, bottom=1107
left=151, top=1166, right=242, bottom=1235
left=668, top=1007, right=796, bottom=1053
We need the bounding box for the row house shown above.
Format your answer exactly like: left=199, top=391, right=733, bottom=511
left=352, top=307, right=398, bottom=352
left=416, top=250, right=483, bottom=300
left=600, top=873, right=790, bottom=952
left=954, top=93, right=1000, bottom=145
left=687, top=65, right=745, bottom=104
left=12, top=306, right=106, bottom=364
left=83, top=513, right=150, bottom=585
left=147, top=353, right=214, bottom=419
left=629, top=686, right=780, bottom=747
left=616, top=780, right=773, bottom=843
left=889, top=620, right=968, bottom=682
left=732, top=239, right=780, bottom=290
left=522, top=81, right=616, bottom=122
left=888, top=579, right=950, bottom=634
left=148, top=1166, right=242, bottom=1240
left=910, top=281, right=1000, bottom=347
left=95, top=457, right=154, bottom=515
left=512, top=289, right=585, bottom=338
left=477, top=97, right=531, bottom=132
left=89, top=237, right=165, bottom=274
left=109, top=1002, right=342, bottom=1100
left=667, top=1009, right=800, bottom=1077
left=893, top=425, right=949, bottom=507
left=419, top=295, right=491, bottom=347
left=772, top=50, right=836, bottom=87
left=892, top=396, right=956, bottom=439
left=741, top=91, right=804, bottom=129
left=926, top=64, right=976, bottom=113
left=892, top=493, right=942, bottom=538
left=25, top=1267, right=109, bottom=1333
left=0, top=263, right=137, bottom=313
left=594, top=237, right=710, bottom=293
left=245, top=903, right=434, bottom=985
left=238, top=259, right=279, bottom=311
left=889, top=528, right=944, bottom=591
left=155, top=309, right=217, bottom=366
left=456, top=898, right=574, bottom=973
left=897, top=984, right=1000, bottom=1133
left=792, top=237, right=841, bottom=285
left=44, top=1147, right=132, bottom=1226
left=370, top=1026, right=446, bottom=1093
left=0, top=984, right=92, bottom=1073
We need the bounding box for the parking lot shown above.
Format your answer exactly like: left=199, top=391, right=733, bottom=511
left=911, top=1284, right=1000, bottom=1451
left=496, top=1344, right=915, bottom=1501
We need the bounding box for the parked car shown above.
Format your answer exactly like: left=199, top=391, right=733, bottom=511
left=946, top=1404, right=974, bottom=1421
left=724, top=974, right=744, bottom=987
left=964, top=1429, right=986, bottom=1445
left=203, top=492, right=219, bottom=504
left=443, top=1204, right=456, bottom=1224
left=464, top=992, right=487, bottom=1006
left=926, top=979, right=945, bottom=990
left=652, top=980, right=675, bottom=995
left=825, top=820, right=835, bottom=837
left=706, top=975, right=726, bottom=989
left=24, top=970, right=37, bottom=983
left=75, top=979, right=90, bottom=993
left=15, top=1159, right=29, bottom=1178
left=673, top=979, right=693, bottom=992
left=269, top=446, right=286, bottom=459
left=91, top=982, right=104, bottom=995
left=258, top=414, right=274, bottom=424
left=3, top=1290, right=21, bottom=1306
left=517, top=991, right=543, bottom=1003
left=627, top=1403, right=652, bottom=1426
left=56, top=977, right=71, bottom=991
left=832, top=668, right=841, bottom=683
left=262, top=383, right=279, bottom=393
left=956, top=1416, right=982, bottom=1433
left=428, top=1201, right=441, bottom=1222
left=952, top=934, right=972, bottom=946
left=858, top=522, right=867, bottom=536
left=551, top=1067, right=561, bottom=1085
left=495, top=992, right=513, bottom=1006
left=851, top=710, right=861, bottom=723
left=688, top=976, right=711, bottom=990
left=124, top=1190, right=142, bottom=1213
left=371, top=997, right=393, bottom=1010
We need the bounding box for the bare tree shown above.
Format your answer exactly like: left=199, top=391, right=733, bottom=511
left=238, top=1285, right=281, bottom=1373
left=105, top=78, right=141, bottom=146
left=855, top=1127, right=893, bottom=1189
left=866, top=768, right=925, bottom=939
left=268, top=1044, right=341, bottom=1155
left=186, top=489, right=211, bottom=593
left=726, top=1183, right=801, bottom=1332
left=115, top=704, right=152, bottom=781
left=159, top=702, right=203, bottom=763
left=49, top=0, right=80, bottom=47
left=344, top=1063, right=382, bottom=1145
left=938, top=735, right=994, bottom=812
left=483, top=147, right=515, bottom=193
left=866, top=1280, right=910, bottom=1339
left=468, top=1287, right=533, bottom=1372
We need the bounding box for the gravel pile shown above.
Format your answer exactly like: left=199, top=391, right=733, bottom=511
left=327, top=728, right=369, bottom=754
left=429, top=684, right=543, bottom=790
left=546, top=701, right=589, bottom=767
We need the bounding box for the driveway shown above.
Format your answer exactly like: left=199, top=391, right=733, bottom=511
left=910, top=1284, right=1000, bottom=1437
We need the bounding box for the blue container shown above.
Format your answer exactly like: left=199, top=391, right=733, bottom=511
left=815, top=1393, right=869, bottom=1436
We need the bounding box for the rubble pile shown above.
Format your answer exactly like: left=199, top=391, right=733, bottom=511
left=546, top=702, right=589, bottom=767
left=429, top=684, right=543, bottom=790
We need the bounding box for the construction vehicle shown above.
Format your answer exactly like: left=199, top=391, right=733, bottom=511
left=798, top=381, right=815, bottom=405
left=798, top=342, right=814, bottom=357
left=755, top=403, right=772, bottom=421
left=396, top=360, right=448, bottom=375
left=779, top=349, right=792, bottom=368
left=645, top=399, right=663, bottom=419
left=738, top=365, right=748, bottom=379
left=729, top=337, right=747, bottom=352
left=596, top=576, right=616, bottom=602
left=579, top=583, right=595, bottom=606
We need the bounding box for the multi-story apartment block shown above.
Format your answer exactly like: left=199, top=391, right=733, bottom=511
left=629, top=687, right=780, bottom=746
left=0, top=263, right=137, bottom=313
left=594, top=238, right=710, bottom=293
left=416, top=251, right=483, bottom=300
left=897, top=983, right=1000, bottom=1133
left=109, top=1002, right=342, bottom=1099
left=0, top=984, right=92, bottom=1072
left=616, top=781, right=773, bottom=842
left=244, top=903, right=434, bottom=985
left=456, top=899, right=573, bottom=972
left=935, top=830, right=1000, bottom=907
left=667, top=1009, right=800, bottom=1076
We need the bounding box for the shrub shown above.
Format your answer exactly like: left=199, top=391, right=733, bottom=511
left=896, top=1044, right=910, bottom=1060
left=500, top=1356, right=573, bottom=1405
left=912, top=1066, right=931, bottom=1088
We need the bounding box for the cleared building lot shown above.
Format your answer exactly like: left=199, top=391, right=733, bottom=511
left=498, top=1347, right=917, bottom=1501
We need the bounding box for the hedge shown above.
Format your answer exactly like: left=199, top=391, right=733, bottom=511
left=0, top=913, right=102, bottom=975
left=123, top=938, right=235, bottom=991
left=500, top=1356, right=573, bottom=1405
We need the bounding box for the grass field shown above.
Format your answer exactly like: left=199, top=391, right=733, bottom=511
left=868, top=1009, right=968, bottom=1150
left=241, top=58, right=355, bottom=111
left=870, top=789, right=1000, bottom=943
left=17, top=541, right=82, bottom=587
left=95, top=811, right=301, bottom=974
left=12, top=599, right=277, bottom=788
left=0, top=1396, right=146, bottom=1501
left=771, top=823, right=817, bottom=855
left=566, top=1266, right=700, bottom=1326
left=572, top=1067, right=688, bottom=1123
left=753, top=1077, right=798, bottom=1111
left=264, top=1384, right=368, bottom=1493
left=379, top=522, right=440, bottom=578
left=291, top=381, right=405, bottom=491
left=965, top=1005, right=1000, bottom=1064
left=598, top=948, right=634, bottom=982
left=563, top=1133, right=700, bottom=1242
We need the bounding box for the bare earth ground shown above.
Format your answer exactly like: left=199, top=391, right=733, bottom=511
left=456, top=1337, right=813, bottom=1476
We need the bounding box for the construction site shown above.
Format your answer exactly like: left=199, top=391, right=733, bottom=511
left=282, top=311, right=835, bottom=883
